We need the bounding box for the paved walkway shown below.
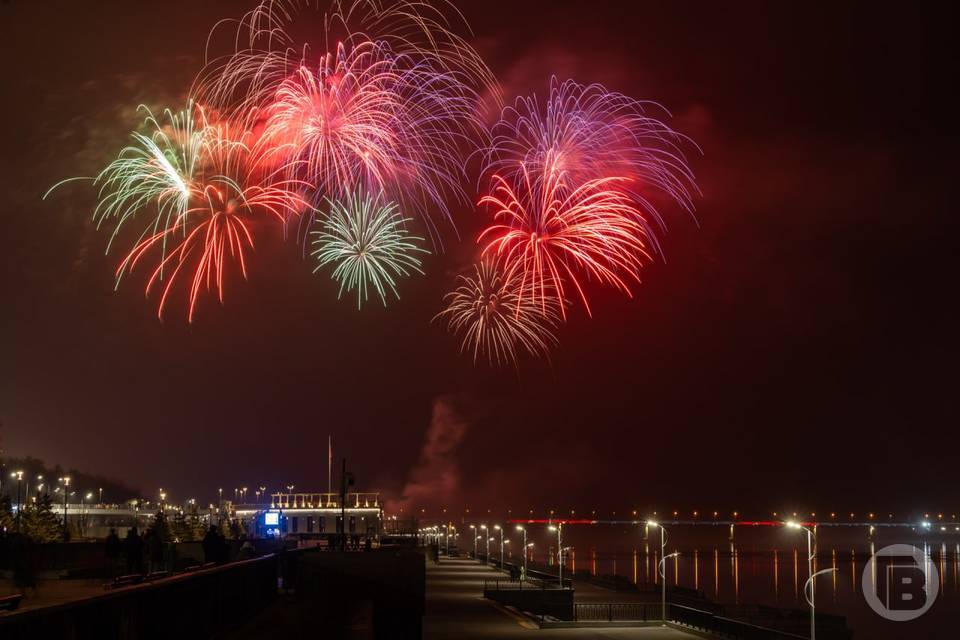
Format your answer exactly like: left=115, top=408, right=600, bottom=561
left=0, top=578, right=104, bottom=611
left=424, top=557, right=699, bottom=639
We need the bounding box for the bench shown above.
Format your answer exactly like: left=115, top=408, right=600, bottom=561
left=0, top=593, right=25, bottom=612
left=144, top=571, right=169, bottom=582
left=105, top=574, right=144, bottom=590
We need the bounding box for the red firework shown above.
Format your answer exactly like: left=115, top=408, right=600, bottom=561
left=121, top=122, right=309, bottom=322
left=478, top=155, right=653, bottom=319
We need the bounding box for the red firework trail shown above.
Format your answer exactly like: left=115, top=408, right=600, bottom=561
left=120, top=123, right=309, bottom=322
left=478, top=155, right=653, bottom=320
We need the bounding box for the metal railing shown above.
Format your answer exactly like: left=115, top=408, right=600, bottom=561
left=269, top=492, right=380, bottom=509
left=483, top=577, right=570, bottom=591
left=669, top=604, right=808, bottom=640
left=574, top=602, right=659, bottom=622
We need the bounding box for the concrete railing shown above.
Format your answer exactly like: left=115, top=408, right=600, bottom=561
left=0, top=552, right=284, bottom=639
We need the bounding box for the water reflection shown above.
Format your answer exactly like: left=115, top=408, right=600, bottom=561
left=558, top=537, right=960, bottom=613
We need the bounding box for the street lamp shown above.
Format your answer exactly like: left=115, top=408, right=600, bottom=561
left=648, top=521, right=679, bottom=626
left=548, top=522, right=565, bottom=588
left=494, top=525, right=504, bottom=570
left=159, top=489, right=166, bottom=512
left=516, top=525, right=528, bottom=581
left=470, top=524, right=477, bottom=558
left=82, top=492, right=93, bottom=536
left=786, top=521, right=836, bottom=640
left=480, top=524, right=489, bottom=563
left=98, top=487, right=103, bottom=505
left=14, top=471, right=24, bottom=532
left=61, top=476, right=71, bottom=541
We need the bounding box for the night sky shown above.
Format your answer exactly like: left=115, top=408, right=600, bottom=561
left=0, top=1, right=955, bottom=517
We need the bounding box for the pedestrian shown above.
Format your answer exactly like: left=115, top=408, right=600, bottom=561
left=202, top=525, right=219, bottom=564
left=215, top=527, right=229, bottom=564
left=238, top=539, right=256, bottom=560
left=105, top=528, right=122, bottom=576
left=146, top=527, right=164, bottom=573
left=124, top=526, right=144, bottom=575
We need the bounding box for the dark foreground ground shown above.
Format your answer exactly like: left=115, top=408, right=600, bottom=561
left=232, top=555, right=700, bottom=639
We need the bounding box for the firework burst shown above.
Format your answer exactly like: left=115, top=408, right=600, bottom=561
left=255, top=39, right=478, bottom=235
left=311, top=191, right=428, bottom=308
left=436, top=260, right=558, bottom=366
left=80, top=110, right=308, bottom=322
left=195, top=0, right=497, bottom=237
left=52, top=103, right=206, bottom=265
left=479, top=157, right=652, bottom=319
left=483, top=77, right=698, bottom=248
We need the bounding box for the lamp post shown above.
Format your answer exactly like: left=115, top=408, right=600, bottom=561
left=218, top=488, right=223, bottom=524
left=548, top=522, right=564, bottom=588
left=14, top=471, right=24, bottom=532
left=98, top=487, right=103, bottom=505
left=648, top=521, right=680, bottom=625
left=494, top=525, right=504, bottom=570
left=516, top=525, right=528, bottom=581
left=787, top=521, right=837, bottom=640
left=61, top=476, right=71, bottom=541
left=82, top=492, right=93, bottom=537
left=470, top=524, right=477, bottom=558
left=481, top=524, right=488, bottom=563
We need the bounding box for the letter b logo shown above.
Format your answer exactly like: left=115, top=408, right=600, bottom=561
left=863, top=545, right=938, bottom=621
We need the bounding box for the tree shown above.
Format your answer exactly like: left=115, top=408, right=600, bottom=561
left=187, top=511, right=206, bottom=541
left=21, top=494, right=63, bottom=542
left=170, top=511, right=196, bottom=542
left=146, top=511, right=172, bottom=543
left=0, top=493, right=13, bottom=534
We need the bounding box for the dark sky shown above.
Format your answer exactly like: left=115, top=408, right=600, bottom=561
left=0, top=1, right=956, bottom=518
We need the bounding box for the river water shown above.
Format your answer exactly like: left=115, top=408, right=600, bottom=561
left=504, top=523, right=959, bottom=639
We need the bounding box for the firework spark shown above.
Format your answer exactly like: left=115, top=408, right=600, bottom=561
left=479, top=157, right=652, bottom=319
left=195, top=0, right=497, bottom=237
left=484, top=77, right=698, bottom=248
left=50, top=103, right=206, bottom=268
left=255, top=39, right=479, bottom=235
left=435, top=260, right=558, bottom=366
left=86, top=111, right=308, bottom=321
left=311, top=191, right=428, bottom=308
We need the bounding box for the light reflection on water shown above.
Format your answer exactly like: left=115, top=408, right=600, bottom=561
left=516, top=527, right=960, bottom=639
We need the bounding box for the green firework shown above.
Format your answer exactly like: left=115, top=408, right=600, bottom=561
left=311, top=192, right=428, bottom=309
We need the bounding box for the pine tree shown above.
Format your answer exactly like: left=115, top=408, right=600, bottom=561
left=170, top=510, right=195, bottom=542
left=21, top=494, right=63, bottom=542
left=147, top=511, right=172, bottom=542
left=0, top=493, right=13, bottom=534
left=187, top=511, right=206, bottom=541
